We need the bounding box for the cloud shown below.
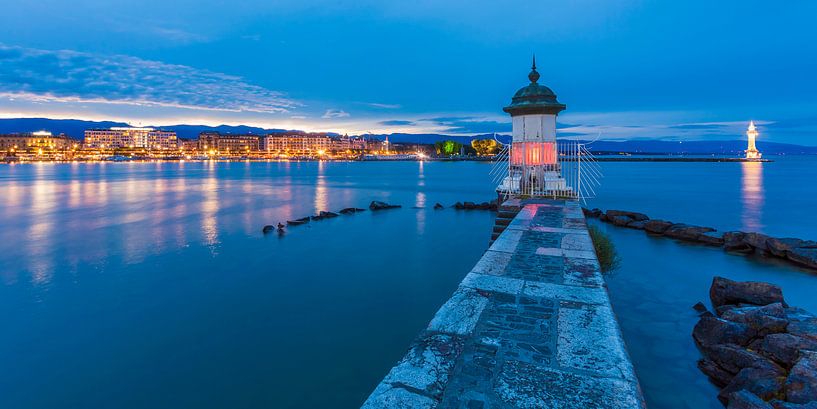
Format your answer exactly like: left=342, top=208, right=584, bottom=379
left=322, top=109, right=350, bottom=118
left=363, top=102, right=401, bottom=109
left=0, top=44, right=298, bottom=114
left=379, top=120, right=414, bottom=126
left=424, top=116, right=511, bottom=134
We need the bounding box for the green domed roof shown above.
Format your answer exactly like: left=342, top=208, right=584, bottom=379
left=503, top=57, right=566, bottom=116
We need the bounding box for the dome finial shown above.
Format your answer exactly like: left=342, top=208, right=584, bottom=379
left=528, top=55, right=540, bottom=83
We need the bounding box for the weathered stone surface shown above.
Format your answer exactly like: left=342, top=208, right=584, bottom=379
left=786, top=308, right=817, bottom=342
left=755, top=333, right=817, bottom=368
left=493, top=360, right=644, bottom=409
left=605, top=209, right=649, bottom=221
left=705, top=343, right=784, bottom=375
left=710, top=276, right=786, bottom=308
left=785, top=351, right=817, bottom=403
left=339, top=207, right=365, bottom=214
left=719, top=365, right=785, bottom=403
left=699, top=358, right=735, bottom=387
left=727, top=390, right=774, bottom=409
left=644, top=219, right=674, bottom=234
left=770, top=400, right=817, bottom=409
left=743, top=232, right=772, bottom=252
left=665, top=225, right=717, bottom=241
left=369, top=200, right=401, bottom=211
left=693, top=301, right=710, bottom=314
left=694, top=316, right=756, bottom=347
left=698, top=231, right=726, bottom=246
left=582, top=207, right=603, bottom=218
left=724, top=231, right=754, bottom=253
left=362, top=332, right=464, bottom=408
left=610, top=215, right=633, bottom=227
left=365, top=201, right=645, bottom=408
left=787, top=247, right=817, bottom=270
left=428, top=288, right=489, bottom=336
left=626, top=220, right=647, bottom=230
left=721, top=303, right=789, bottom=337
left=767, top=238, right=804, bottom=257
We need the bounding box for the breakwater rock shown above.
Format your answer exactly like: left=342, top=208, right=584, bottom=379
left=369, top=201, right=401, bottom=211
left=584, top=208, right=817, bottom=271
left=453, top=200, right=498, bottom=211
left=693, top=277, right=817, bottom=407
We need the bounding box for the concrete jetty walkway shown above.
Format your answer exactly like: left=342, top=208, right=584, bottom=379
left=362, top=199, right=645, bottom=408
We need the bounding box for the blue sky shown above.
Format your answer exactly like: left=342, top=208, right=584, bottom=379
left=1, top=0, right=816, bottom=143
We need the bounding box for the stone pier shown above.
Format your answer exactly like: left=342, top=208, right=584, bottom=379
left=362, top=199, right=645, bottom=408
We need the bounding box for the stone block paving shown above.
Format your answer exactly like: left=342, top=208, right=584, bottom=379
left=362, top=200, right=645, bottom=409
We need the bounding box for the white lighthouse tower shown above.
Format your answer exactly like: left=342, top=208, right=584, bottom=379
left=745, top=121, right=762, bottom=159
left=497, top=57, right=570, bottom=197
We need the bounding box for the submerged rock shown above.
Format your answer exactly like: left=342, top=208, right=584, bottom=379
left=767, top=238, right=805, bottom=258
left=698, top=231, right=726, bottom=246
left=665, top=225, right=717, bottom=242
left=710, top=276, right=786, bottom=308
left=644, top=219, right=674, bottom=234
left=605, top=209, right=649, bottom=221
left=434, top=203, right=444, bottom=210
left=724, top=231, right=755, bottom=253
left=339, top=207, right=365, bottom=214
left=369, top=201, right=401, bottom=211
left=787, top=247, right=817, bottom=270
left=693, top=302, right=710, bottom=314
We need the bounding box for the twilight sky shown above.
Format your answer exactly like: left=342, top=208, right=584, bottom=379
left=1, top=0, right=816, bottom=143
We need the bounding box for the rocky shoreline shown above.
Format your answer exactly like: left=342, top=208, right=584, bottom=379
left=692, top=277, right=817, bottom=408
left=583, top=208, right=817, bottom=271
left=262, top=199, right=498, bottom=235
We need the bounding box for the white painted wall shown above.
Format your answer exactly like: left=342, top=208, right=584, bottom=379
left=511, top=114, right=557, bottom=143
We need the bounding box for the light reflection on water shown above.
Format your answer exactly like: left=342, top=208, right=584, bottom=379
left=741, top=161, right=764, bottom=232
left=1, top=158, right=816, bottom=409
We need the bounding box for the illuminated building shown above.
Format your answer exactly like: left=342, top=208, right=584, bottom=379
left=498, top=57, right=569, bottom=196
left=198, top=132, right=261, bottom=153
left=0, top=131, right=76, bottom=151
left=84, top=127, right=177, bottom=149
left=745, top=121, right=762, bottom=159
left=263, top=133, right=368, bottom=155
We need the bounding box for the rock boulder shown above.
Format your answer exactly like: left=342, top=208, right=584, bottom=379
left=710, top=276, right=786, bottom=308
left=694, top=316, right=756, bottom=347
left=785, top=351, right=817, bottom=404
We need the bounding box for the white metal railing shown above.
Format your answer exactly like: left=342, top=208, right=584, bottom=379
left=494, top=140, right=601, bottom=204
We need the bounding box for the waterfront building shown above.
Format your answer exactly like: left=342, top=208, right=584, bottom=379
left=498, top=57, right=570, bottom=196
left=84, top=127, right=177, bottom=149
left=263, top=133, right=367, bottom=155
left=198, top=132, right=261, bottom=153
left=178, top=138, right=199, bottom=152
left=745, top=121, right=762, bottom=159
left=0, top=131, right=77, bottom=152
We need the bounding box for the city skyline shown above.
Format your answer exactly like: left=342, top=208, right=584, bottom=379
left=1, top=1, right=816, bottom=144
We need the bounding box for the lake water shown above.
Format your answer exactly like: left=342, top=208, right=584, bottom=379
left=0, top=157, right=815, bottom=408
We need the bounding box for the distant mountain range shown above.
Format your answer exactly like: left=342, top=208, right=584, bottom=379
left=1, top=118, right=815, bottom=155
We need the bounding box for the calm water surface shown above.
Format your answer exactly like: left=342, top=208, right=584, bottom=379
left=1, top=157, right=816, bottom=408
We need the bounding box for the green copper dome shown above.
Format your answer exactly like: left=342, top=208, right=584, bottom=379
left=503, top=56, right=566, bottom=116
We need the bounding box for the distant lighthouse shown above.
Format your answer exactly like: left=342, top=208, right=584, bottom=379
left=745, top=121, right=762, bottom=159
